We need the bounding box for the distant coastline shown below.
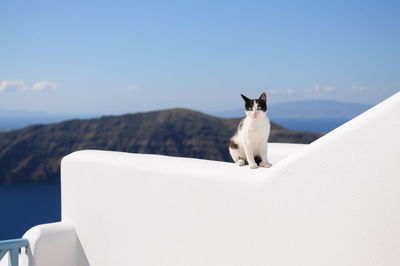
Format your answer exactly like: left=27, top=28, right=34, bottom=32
left=0, top=115, right=94, bottom=132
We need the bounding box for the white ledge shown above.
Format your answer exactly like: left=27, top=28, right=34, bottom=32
left=15, top=92, right=400, bottom=266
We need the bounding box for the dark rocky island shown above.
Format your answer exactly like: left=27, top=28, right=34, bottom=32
left=0, top=108, right=321, bottom=183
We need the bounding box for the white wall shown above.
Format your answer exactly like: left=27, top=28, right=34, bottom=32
left=58, top=93, right=400, bottom=266
left=243, top=92, right=400, bottom=266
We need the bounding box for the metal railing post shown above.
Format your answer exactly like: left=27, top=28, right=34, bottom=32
left=0, top=239, right=29, bottom=266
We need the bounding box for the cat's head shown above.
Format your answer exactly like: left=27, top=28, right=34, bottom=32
left=241, top=92, right=267, bottom=119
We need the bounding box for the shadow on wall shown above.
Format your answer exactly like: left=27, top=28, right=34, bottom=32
left=76, top=236, right=90, bottom=266
left=23, top=222, right=90, bottom=266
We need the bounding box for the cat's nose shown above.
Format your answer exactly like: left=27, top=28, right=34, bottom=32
left=252, top=113, right=258, bottom=118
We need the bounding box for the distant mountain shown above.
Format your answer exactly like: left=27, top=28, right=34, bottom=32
left=268, top=100, right=371, bottom=118
left=0, top=107, right=96, bottom=132
left=0, top=108, right=321, bottom=183
left=0, top=107, right=47, bottom=117
left=213, top=100, right=371, bottom=119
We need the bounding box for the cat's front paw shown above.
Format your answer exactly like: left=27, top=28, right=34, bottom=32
left=249, top=163, right=258, bottom=169
left=259, top=161, right=272, bottom=168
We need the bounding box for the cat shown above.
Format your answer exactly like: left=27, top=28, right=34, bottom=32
left=229, top=92, right=272, bottom=169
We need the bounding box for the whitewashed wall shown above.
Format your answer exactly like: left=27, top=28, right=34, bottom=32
left=18, top=92, right=400, bottom=266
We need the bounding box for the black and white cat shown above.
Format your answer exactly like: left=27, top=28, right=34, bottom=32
left=229, top=92, right=272, bottom=169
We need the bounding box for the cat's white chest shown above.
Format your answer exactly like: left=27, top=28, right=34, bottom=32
left=242, top=118, right=270, bottom=147
left=244, top=118, right=270, bottom=137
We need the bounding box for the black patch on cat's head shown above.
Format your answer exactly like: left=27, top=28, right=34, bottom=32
left=241, top=94, right=254, bottom=111
left=241, top=92, right=267, bottom=112
left=257, top=92, right=267, bottom=112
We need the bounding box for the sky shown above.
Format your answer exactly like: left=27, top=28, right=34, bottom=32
left=1, top=0, right=399, bottom=115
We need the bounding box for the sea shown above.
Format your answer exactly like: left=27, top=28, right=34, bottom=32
left=0, top=183, right=61, bottom=239
left=0, top=117, right=350, bottom=239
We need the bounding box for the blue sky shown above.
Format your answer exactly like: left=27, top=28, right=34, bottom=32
left=0, top=0, right=399, bottom=115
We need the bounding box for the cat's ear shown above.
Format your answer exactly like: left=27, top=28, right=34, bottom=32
left=241, top=94, right=251, bottom=102
left=259, top=92, right=267, bottom=101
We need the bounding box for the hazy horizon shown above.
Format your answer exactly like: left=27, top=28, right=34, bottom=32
left=0, top=98, right=374, bottom=117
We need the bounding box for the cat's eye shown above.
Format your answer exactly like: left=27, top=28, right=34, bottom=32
left=257, top=106, right=262, bottom=110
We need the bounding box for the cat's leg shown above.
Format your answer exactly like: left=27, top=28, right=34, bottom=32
left=244, top=141, right=258, bottom=169
left=259, top=139, right=272, bottom=168
left=229, top=144, right=246, bottom=167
